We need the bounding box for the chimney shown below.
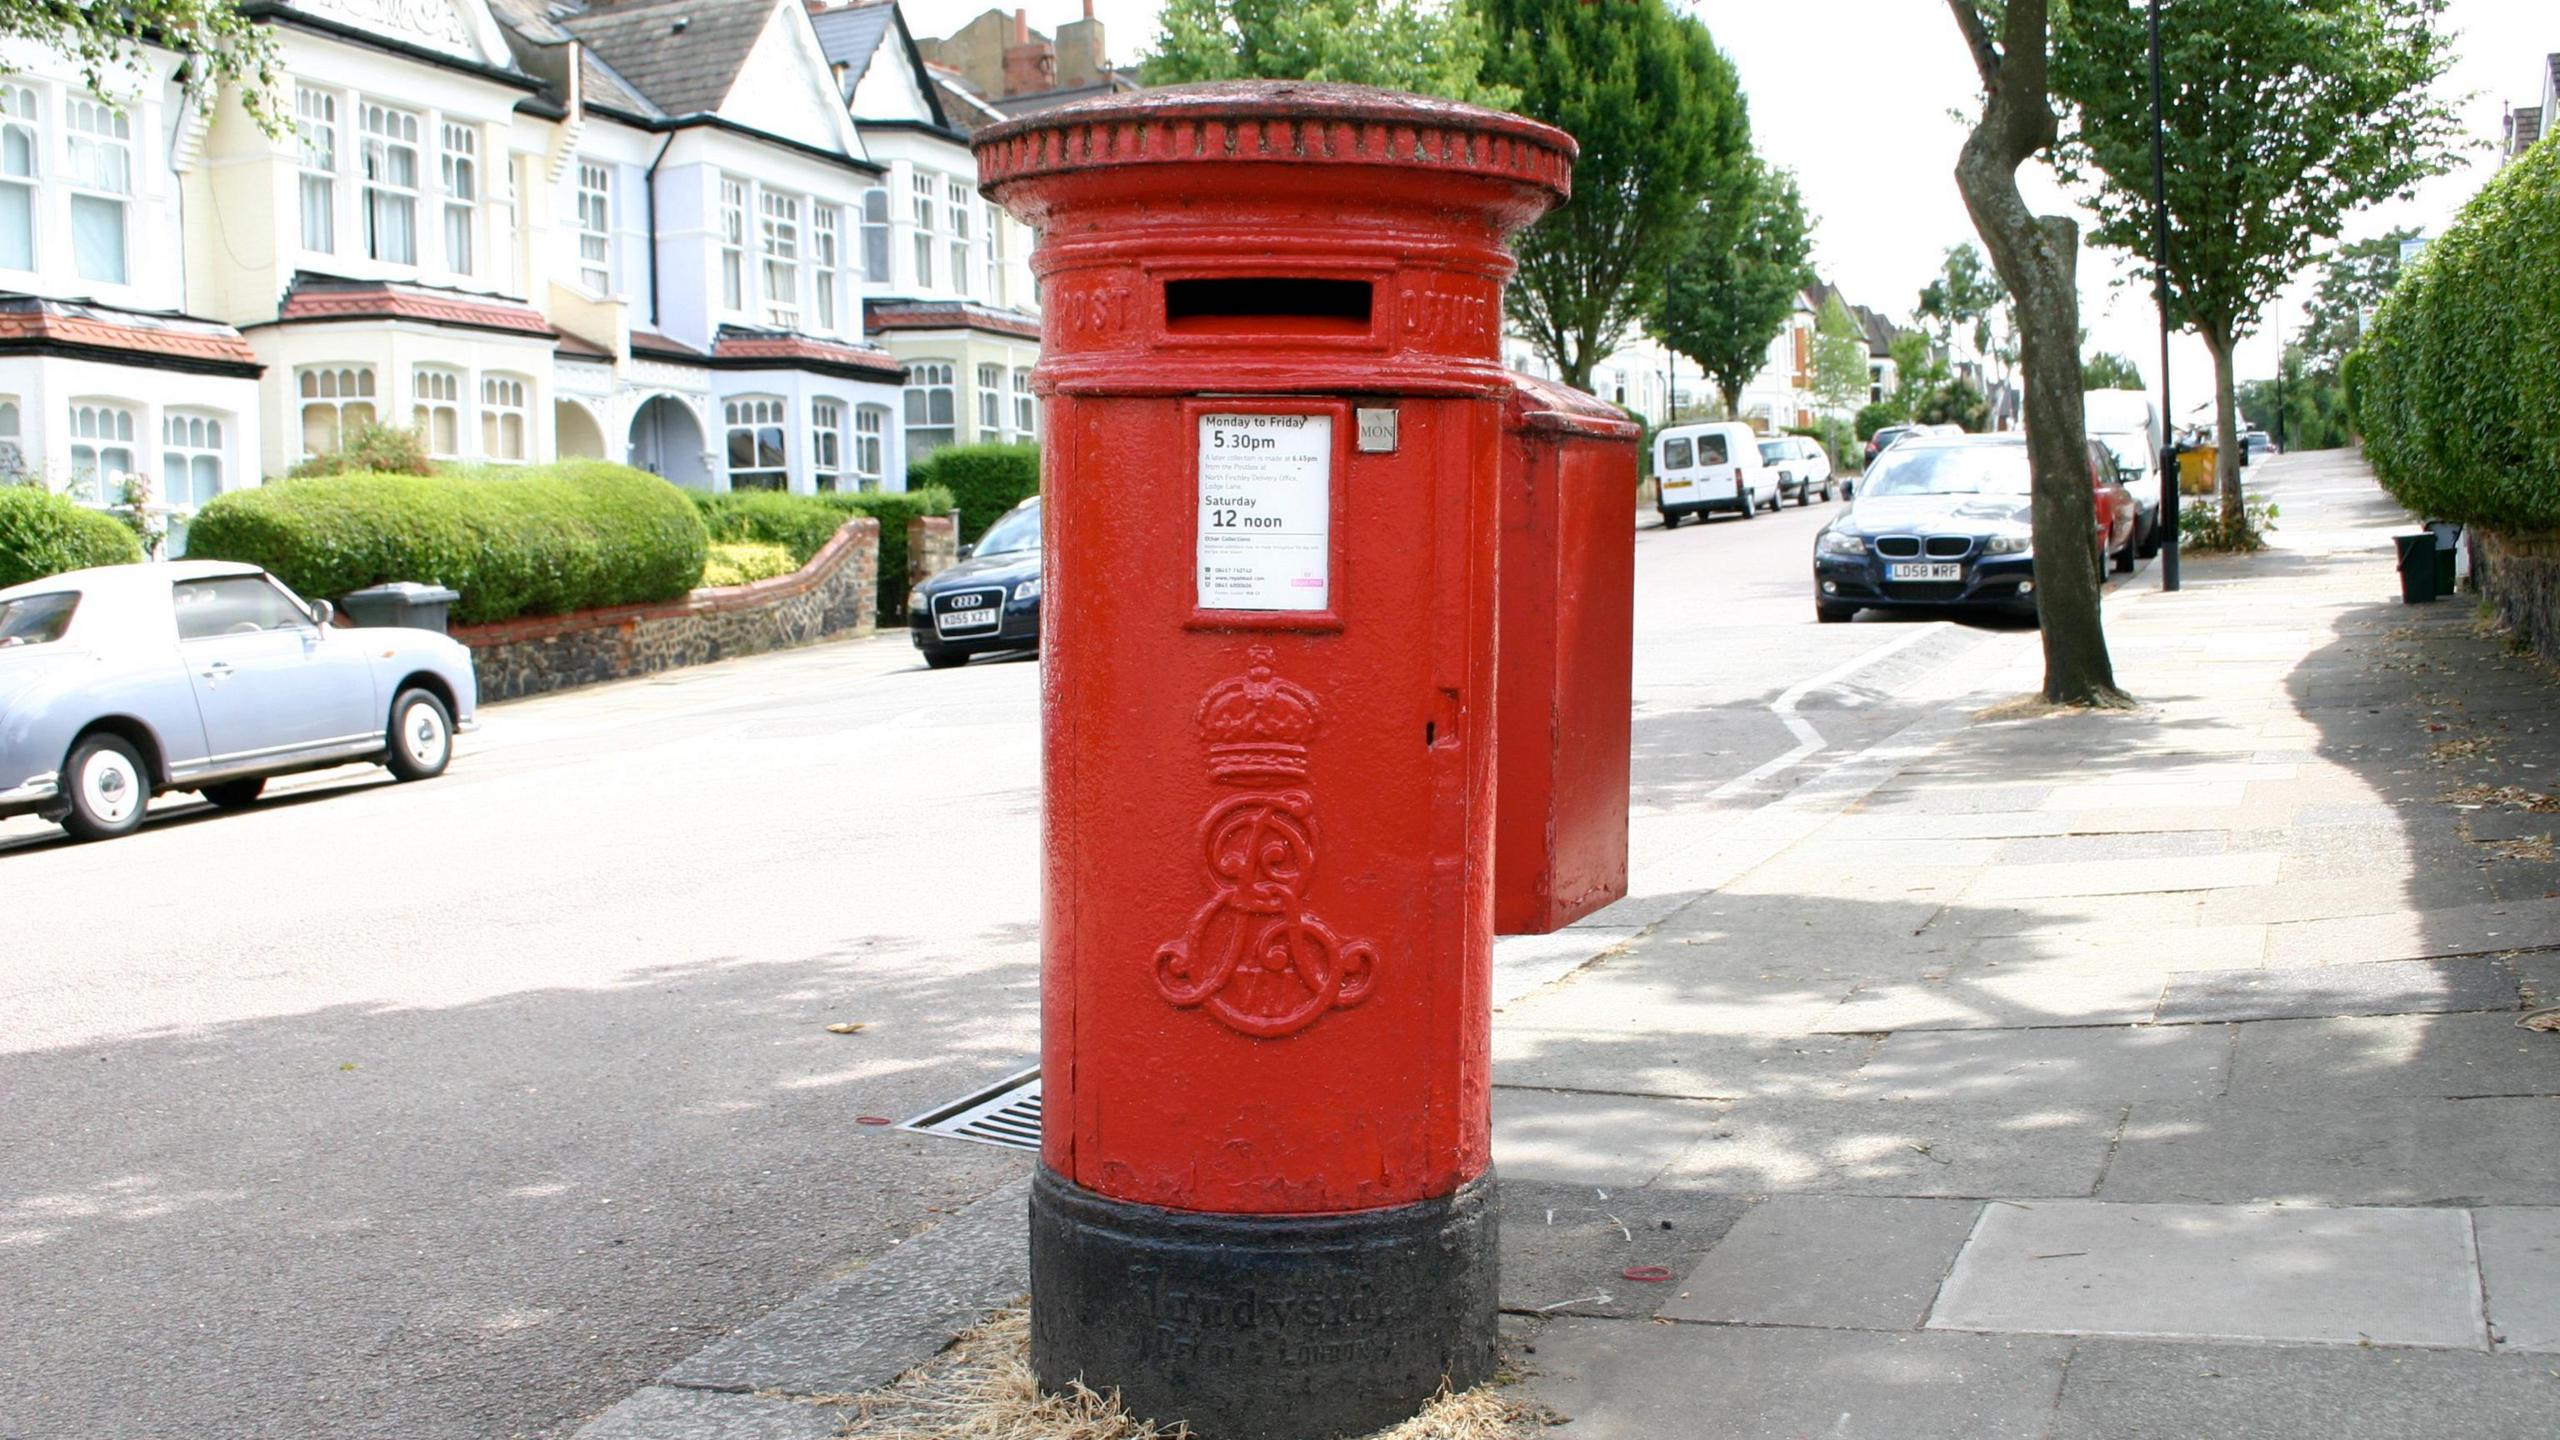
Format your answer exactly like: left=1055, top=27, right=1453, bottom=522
left=1058, top=0, right=1109, bottom=90
left=1015, top=8, right=1028, bottom=44
left=1003, top=8, right=1056, bottom=96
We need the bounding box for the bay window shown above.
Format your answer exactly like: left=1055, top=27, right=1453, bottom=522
left=811, top=398, right=843, bottom=492
left=65, top=97, right=130, bottom=285
left=724, top=396, right=787, bottom=490
left=1013, top=368, right=1036, bottom=438
left=480, top=374, right=528, bottom=460
left=68, top=402, right=136, bottom=506
left=903, top=361, right=955, bottom=459
left=160, top=412, right=225, bottom=511
left=853, top=405, right=886, bottom=492
left=977, top=363, right=1002, bottom=433
left=412, top=367, right=462, bottom=457
left=298, top=366, right=376, bottom=457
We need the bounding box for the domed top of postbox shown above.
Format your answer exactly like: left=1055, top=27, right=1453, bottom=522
left=974, top=81, right=1576, bottom=229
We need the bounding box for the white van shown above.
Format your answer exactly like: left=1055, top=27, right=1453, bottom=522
left=1655, top=420, right=1779, bottom=528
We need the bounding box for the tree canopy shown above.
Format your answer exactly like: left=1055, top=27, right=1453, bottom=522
left=2052, top=0, right=2463, bottom=515
left=2297, top=227, right=2419, bottom=380
left=2082, top=351, right=2145, bottom=391
left=1142, top=0, right=1517, bottom=106
left=1650, top=160, right=1815, bottom=417
left=1809, top=295, right=1869, bottom=417
left=2, top=0, right=284, bottom=132
left=1480, top=0, right=1755, bottom=391
left=1917, top=243, right=2004, bottom=356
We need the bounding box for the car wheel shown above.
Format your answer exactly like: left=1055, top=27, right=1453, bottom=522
left=2092, top=531, right=2108, bottom=582
left=2113, top=527, right=2137, bottom=573
left=1737, top=489, right=1757, bottom=520
left=384, top=687, right=454, bottom=782
left=1817, top=601, right=1856, bottom=624
left=924, top=650, right=969, bottom=669
left=1795, top=481, right=1810, bottom=508
left=61, top=733, right=149, bottom=842
left=201, top=777, right=266, bottom=810
left=1823, top=482, right=1838, bottom=502
left=1660, top=509, right=1679, bottom=531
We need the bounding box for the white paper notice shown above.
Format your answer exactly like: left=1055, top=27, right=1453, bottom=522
left=1197, top=412, right=1332, bottom=612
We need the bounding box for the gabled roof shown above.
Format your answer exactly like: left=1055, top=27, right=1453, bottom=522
left=809, top=0, right=895, bottom=88
left=271, top=274, right=556, bottom=340
left=560, top=0, right=774, bottom=118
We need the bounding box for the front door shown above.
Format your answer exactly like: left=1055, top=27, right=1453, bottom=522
left=173, top=576, right=379, bottom=767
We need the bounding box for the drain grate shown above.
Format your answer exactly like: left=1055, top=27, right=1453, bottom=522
left=898, top=1066, right=1042, bottom=1151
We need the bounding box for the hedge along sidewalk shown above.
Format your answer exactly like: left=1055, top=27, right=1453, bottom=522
left=693, top=486, right=954, bottom=623
left=0, top=483, right=145, bottom=589
left=455, top=516, right=882, bottom=703
left=914, top=442, right=1038, bottom=539
left=187, top=461, right=709, bottom=626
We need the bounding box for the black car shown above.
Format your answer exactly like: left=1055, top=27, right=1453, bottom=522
left=909, top=496, right=1041, bottom=668
left=1813, top=435, right=2098, bottom=624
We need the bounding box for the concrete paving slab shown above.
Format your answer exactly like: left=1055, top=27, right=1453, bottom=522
left=1493, top=927, right=1637, bottom=1008
left=2476, top=1207, right=2560, bottom=1352
left=1926, top=891, right=2209, bottom=939
left=2047, top=1338, right=2560, bottom=1440
left=1964, top=925, right=2268, bottom=974
left=1659, top=1195, right=1980, bottom=1329
left=2101, top=1097, right=2560, bottom=1205
left=2196, top=879, right=2428, bottom=927
left=1491, top=1090, right=1727, bottom=1188
left=2267, top=896, right=2560, bottom=967
left=1812, top=969, right=2167, bottom=1033
left=2228, top=1013, right=2560, bottom=1100
left=1498, top=1180, right=1749, bottom=1320
left=1859, top=782, right=2057, bottom=815
left=2041, top=781, right=2246, bottom=811
left=1493, top=1028, right=1878, bottom=1101
left=1929, top=1200, right=2486, bottom=1348
left=2155, top=956, right=2524, bottom=1025
left=1993, top=830, right=2229, bottom=864
left=1838, top=1025, right=2229, bottom=1104
left=1656, top=1098, right=2118, bottom=1198
left=657, top=1177, right=1028, bottom=1398
left=1524, top=1319, right=2072, bottom=1440
left=1966, top=853, right=2282, bottom=902
left=571, top=1387, right=844, bottom=1440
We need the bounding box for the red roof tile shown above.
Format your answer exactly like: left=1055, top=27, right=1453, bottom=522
left=866, top=301, right=1042, bottom=340
left=710, top=329, right=904, bottom=379
left=277, top=275, right=554, bottom=338
left=0, top=297, right=262, bottom=373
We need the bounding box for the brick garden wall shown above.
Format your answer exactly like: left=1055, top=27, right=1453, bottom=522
left=2477, top=529, right=2560, bottom=662
left=457, top=517, right=879, bottom=702
left=908, top=513, right=958, bottom=591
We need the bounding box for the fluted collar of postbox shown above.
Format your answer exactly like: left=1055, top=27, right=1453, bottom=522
left=971, top=80, right=1577, bottom=218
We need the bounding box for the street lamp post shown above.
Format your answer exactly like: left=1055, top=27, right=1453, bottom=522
left=2151, top=0, right=2179, bottom=592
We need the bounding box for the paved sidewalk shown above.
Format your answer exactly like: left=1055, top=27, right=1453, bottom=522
left=1504, top=450, right=2560, bottom=1437
left=570, top=451, right=2558, bottom=1438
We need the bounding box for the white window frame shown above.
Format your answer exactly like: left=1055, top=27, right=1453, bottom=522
left=860, top=186, right=889, bottom=283
left=360, top=101, right=420, bottom=265
left=759, top=188, right=800, bottom=328
left=160, top=410, right=226, bottom=514
left=724, top=395, right=787, bottom=491
left=68, top=400, right=137, bottom=507
left=976, top=362, right=1002, bottom=434
left=719, top=176, right=747, bottom=312
left=297, top=365, right=377, bottom=458
left=910, top=171, right=935, bottom=289
left=946, top=180, right=971, bottom=302
left=0, top=396, right=22, bottom=476
left=1012, top=367, right=1036, bottom=439
left=0, top=81, right=40, bottom=274
left=480, top=373, right=528, bottom=461
left=296, top=86, right=336, bottom=255
left=577, top=161, right=611, bottom=294
left=441, top=121, right=477, bottom=276
left=810, top=398, right=843, bottom=492
left=412, top=365, right=463, bottom=458
left=903, top=361, right=955, bottom=459
left=812, top=205, right=840, bottom=333
left=853, top=404, right=887, bottom=492
left=64, top=96, right=131, bottom=286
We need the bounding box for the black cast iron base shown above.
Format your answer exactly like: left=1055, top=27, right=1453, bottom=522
left=1028, top=1165, right=1499, bottom=1440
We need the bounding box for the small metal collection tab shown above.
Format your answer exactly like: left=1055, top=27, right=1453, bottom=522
left=1356, top=408, right=1399, bottom=454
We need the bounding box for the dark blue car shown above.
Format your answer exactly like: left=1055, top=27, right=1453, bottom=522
left=908, top=496, right=1041, bottom=668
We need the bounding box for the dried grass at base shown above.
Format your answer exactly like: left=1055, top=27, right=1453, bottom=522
left=838, top=1307, right=1552, bottom=1440
left=1974, top=688, right=2141, bottom=722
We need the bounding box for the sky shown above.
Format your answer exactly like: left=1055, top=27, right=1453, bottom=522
left=901, top=0, right=2552, bottom=420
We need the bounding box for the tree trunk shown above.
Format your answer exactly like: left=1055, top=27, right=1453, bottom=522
left=1720, top=382, right=1742, bottom=419
left=1945, top=0, right=2125, bottom=708
left=2203, top=326, right=2243, bottom=522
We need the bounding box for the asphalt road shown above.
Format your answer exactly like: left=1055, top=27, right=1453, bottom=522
left=0, top=484, right=2122, bottom=1439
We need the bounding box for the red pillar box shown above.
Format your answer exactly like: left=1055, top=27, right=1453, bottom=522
left=1494, top=376, right=1638, bottom=935
left=974, top=85, right=1575, bottom=1439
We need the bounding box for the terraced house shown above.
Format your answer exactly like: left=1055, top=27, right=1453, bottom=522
left=0, top=0, right=1045, bottom=539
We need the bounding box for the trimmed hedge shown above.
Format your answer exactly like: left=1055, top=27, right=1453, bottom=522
left=914, top=442, right=1038, bottom=539
left=2352, top=136, right=2560, bottom=531
left=0, top=485, right=145, bottom=588
left=692, top=485, right=955, bottom=621
left=702, top=540, right=799, bottom=588
left=187, top=461, right=709, bottom=625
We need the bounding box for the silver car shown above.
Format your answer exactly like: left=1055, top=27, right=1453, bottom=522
left=0, top=560, right=478, bottom=842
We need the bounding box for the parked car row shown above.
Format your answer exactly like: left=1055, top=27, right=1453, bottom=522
left=1654, top=422, right=1844, bottom=529
left=0, top=561, right=478, bottom=842
left=909, top=495, right=1044, bottom=668
left=1810, top=432, right=2135, bottom=624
